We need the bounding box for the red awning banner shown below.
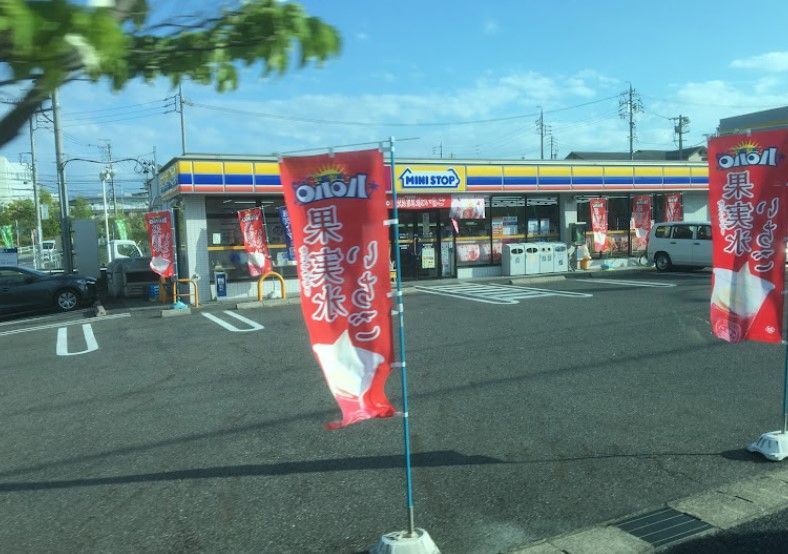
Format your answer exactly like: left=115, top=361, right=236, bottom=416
left=708, top=130, right=788, bottom=343
left=144, top=210, right=175, bottom=278
left=631, top=195, right=653, bottom=250
left=280, top=149, right=395, bottom=429
left=237, top=207, right=272, bottom=277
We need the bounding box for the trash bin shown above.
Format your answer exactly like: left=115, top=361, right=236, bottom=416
left=552, top=243, right=569, bottom=272
left=147, top=283, right=160, bottom=301
left=502, top=243, right=526, bottom=276
left=539, top=243, right=555, bottom=274
left=524, top=244, right=541, bottom=275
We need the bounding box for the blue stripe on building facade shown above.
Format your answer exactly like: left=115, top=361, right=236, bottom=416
left=502, top=177, right=538, bottom=185
left=255, top=175, right=281, bottom=185
left=177, top=173, right=193, bottom=185
left=193, top=174, right=224, bottom=185
left=225, top=174, right=254, bottom=185
left=466, top=176, right=503, bottom=185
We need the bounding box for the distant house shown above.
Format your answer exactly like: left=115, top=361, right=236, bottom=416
left=565, top=147, right=707, bottom=162
left=718, top=106, right=788, bottom=135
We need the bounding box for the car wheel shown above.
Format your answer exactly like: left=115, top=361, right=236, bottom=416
left=654, top=252, right=672, bottom=272
left=55, top=288, right=80, bottom=312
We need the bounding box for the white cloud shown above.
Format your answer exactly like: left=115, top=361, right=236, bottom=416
left=731, top=51, right=788, bottom=72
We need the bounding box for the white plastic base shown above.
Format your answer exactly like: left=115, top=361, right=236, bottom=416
left=371, top=528, right=440, bottom=554
left=747, top=431, right=788, bottom=461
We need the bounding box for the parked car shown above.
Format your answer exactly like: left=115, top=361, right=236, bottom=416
left=646, top=222, right=712, bottom=272
left=0, top=265, right=97, bottom=317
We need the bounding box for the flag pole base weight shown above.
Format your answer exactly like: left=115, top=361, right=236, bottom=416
left=371, top=528, right=440, bottom=554
left=747, top=431, right=788, bottom=461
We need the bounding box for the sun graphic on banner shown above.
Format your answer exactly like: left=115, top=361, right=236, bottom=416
left=313, top=164, right=346, bottom=180
left=730, top=140, right=761, bottom=155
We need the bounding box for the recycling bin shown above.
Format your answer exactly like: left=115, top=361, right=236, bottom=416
left=524, top=243, right=541, bottom=275
left=502, top=243, right=526, bottom=276
left=539, top=243, right=555, bottom=274
left=552, top=243, right=569, bottom=273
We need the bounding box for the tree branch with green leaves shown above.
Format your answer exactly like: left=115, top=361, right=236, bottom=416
left=0, top=0, right=341, bottom=147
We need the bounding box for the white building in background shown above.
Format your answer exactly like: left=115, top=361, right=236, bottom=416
left=0, top=156, right=32, bottom=206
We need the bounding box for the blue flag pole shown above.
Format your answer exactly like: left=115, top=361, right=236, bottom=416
left=387, top=137, right=416, bottom=536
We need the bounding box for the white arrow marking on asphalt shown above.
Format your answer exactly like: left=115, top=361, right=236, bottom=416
left=202, top=311, right=264, bottom=332
left=56, top=324, right=98, bottom=356
left=588, top=279, right=677, bottom=288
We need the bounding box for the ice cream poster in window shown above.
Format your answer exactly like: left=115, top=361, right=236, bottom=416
left=708, top=131, right=788, bottom=344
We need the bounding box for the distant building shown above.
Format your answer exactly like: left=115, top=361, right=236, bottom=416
left=75, top=191, right=149, bottom=214
left=0, top=156, right=32, bottom=206
left=718, top=106, right=788, bottom=135
left=565, top=147, right=707, bottom=162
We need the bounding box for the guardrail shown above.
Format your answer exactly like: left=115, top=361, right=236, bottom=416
left=257, top=271, right=286, bottom=302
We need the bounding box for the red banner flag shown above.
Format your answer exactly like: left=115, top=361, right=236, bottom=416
left=590, top=198, right=608, bottom=252
left=664, top=193, right=683, bottom=222
left=237, top=207, right=272, bottom=277
left=280, top=149, right=395, bottom=429
left=631, top=195, right=653, bottom=250
left=708, top=130, right=788, bottom=343
left=144, top=210, right=175, bottom=278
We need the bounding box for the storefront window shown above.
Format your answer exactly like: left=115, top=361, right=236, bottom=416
left=206, top=197, right=297, bottom=282
left=491, top=196, right=526, bottom=263
left=455, top=197, right=491, bottom=267
left=577, top=194, right=645, bottom=258
left=525, top=196, right=559, bottom=242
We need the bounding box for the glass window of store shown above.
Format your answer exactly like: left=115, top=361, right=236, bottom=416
left=491, top=196, right=526, bottom=264
left=455, top=196, right=492, bottom=267
left=206, top=197, right=297, bottom=283
left=525, top=196, right=559, bottom=242
left=577, top=194, right=658, bottom=258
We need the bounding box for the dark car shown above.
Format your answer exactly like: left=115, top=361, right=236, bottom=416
left=0, top=266, right=97, bottom=317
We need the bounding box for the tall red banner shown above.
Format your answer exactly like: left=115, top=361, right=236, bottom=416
left=708, top=130, right=788, bottom=344
left=631, top=195, right=652, bottom=250
left=237, top=207, right=272, bottom=277
left=590, top=198, right=608, bottom=252
left=144, top=210, right=174, bottom=278
left=280, top=149, right=395, bottom=429
left=664, top=193, right=683, bottom=222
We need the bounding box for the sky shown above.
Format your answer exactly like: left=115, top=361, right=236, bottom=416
left=3, top=0, right=788, bottom=199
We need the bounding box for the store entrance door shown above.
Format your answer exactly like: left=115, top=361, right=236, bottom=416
left=393, top=210, right=453, bottom=280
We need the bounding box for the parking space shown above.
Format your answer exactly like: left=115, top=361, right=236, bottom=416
left=0, top=269, right=784, bottom=553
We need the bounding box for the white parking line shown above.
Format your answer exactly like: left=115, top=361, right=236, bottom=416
left=0, top=313, right=131, bottom=338
left=414, top=283, right=592, bottom=305
left=202, top=311, right=264, bottom=332
left=586, top=278, right=677, bottom=288
left=56, top=324, right=99, bottom=356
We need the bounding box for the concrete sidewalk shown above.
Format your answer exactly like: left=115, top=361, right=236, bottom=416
left=511, top=465, right=788, bottom=553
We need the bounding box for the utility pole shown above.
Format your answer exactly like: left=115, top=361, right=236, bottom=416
left=100, top=140, right=118, bottom=215
left=535, top=107, right=545, bottom=160
left=672, top=115, right=690, bottom=160
left=28, top=117, right=43, bottom=261
left=178, top=83, right=186, bottom=155
left=549, top=133, right=558, bottom=160
left=619, top=83, right=643, bottom=160
left=51, top=89, right=73, bottom=273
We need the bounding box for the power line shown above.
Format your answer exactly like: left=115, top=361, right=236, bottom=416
left=187, top=94, right=621, bottom=128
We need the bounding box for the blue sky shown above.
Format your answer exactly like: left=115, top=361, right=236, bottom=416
left=4, top=0, right=788, bottom=197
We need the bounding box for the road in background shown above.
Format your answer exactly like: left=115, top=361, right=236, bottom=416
left=0, top=270, right=785, bottom=553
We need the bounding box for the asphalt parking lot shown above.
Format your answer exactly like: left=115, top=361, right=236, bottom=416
left=0, top=270, right=786, bottom=553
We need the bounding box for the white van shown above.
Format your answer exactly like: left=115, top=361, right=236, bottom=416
left=646, top=222, right=712, bottom=271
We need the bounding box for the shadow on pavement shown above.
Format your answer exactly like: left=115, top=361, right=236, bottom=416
left=720, top=448, right=774, bottom=464
left=0, top=450, right=506, bottom=493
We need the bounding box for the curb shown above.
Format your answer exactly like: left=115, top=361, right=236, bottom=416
left=510, top=466, right=788, bottom=553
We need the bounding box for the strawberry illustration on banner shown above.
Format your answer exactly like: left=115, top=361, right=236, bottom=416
left=237, top=207, right=272, bottom=277
left=589, top=198, right=608, bottom=252
left=708, top=130, right=788, bottom=344
left=144, top=210, right=175, bottom=278
left=280, top=149, right=395, bottom=429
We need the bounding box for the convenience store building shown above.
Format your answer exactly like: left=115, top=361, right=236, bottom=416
left=155, top=155, right=709, bottom=301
